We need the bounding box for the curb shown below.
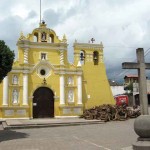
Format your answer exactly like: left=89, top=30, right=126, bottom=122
left=2, top=120, right=105, bottom=130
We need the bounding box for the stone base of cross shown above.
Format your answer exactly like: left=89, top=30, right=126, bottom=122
left=122, top=48, right=150, bottom=149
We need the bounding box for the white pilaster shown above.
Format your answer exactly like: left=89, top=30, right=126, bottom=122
left=60, top=75, right=65, bottom=104
left=23, top=74, right=28, bottom=105
left=24, top=48, right=28, bottom=64
left=77, top=75, right=82, bottom=104
left=3, top=76, right=9, bottom=105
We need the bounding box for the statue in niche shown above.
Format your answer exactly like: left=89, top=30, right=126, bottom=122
left=41, top=32, right=46, bottom=41
left=12, top=89, right=18, bottom=104
left=68, top=77, right=73, bottom=85
left=12, top=75, right=18, bottom=84
left=68, top=90, right=73, bottom=102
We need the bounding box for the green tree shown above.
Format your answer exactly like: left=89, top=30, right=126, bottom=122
left=0, top=40, right=15, bottom=83
left=125, top=82, right=133, bottom=93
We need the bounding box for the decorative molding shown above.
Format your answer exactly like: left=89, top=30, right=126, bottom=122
left=0, top=106, right=29, bottom=109
left=36, top=64, right=51, bottom=78
left=60, top=50, right=64, bottom=65
left=4, top=110, right=14, bottom=116
left=24, top=48, right=29, bottom=63
left=31, top=60, right=55, bottom=73
left=16, top=109, right=26, bottom=116
left=59, top=105, right=83, bottom=108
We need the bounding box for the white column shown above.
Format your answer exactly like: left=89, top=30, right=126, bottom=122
left=3, top=76, right=9, bottom=105
left=24, top=48, right=28, bottom=64
left=77, top=75, right=82, bottom=104
left=60, top=75, right=65, bottom=104
left=23, top=74, right=28, bottom=105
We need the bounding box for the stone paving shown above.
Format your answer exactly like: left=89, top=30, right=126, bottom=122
left=0, top=118, right=137, bottom=150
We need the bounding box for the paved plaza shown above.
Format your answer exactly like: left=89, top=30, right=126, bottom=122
left=0, top=118, right=138, bottom=150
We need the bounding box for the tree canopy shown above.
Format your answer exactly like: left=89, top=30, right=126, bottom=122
left=0, top=40, right=15, bottom=83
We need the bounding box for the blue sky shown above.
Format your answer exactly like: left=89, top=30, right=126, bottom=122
left=1, top=0, right=150, bottom=82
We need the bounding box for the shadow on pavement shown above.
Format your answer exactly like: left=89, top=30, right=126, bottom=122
left=0, top=130, right=29, bottom=142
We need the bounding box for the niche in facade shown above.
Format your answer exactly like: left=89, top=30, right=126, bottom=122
left=12, top=89, right=19, bottom=104
left=12, top=75, right=18, bottom=85
left=41, top=32, right=47, bottom=42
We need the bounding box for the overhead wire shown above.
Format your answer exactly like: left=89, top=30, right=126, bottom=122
left=113, top=47, right=150, bottom=79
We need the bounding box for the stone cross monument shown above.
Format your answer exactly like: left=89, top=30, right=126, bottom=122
left=122, top=48, right=150, bottom=115
left=122, top=48, right=150, bottom=149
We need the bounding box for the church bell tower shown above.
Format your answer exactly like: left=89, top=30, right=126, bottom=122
left=74, top=40, right=114, bottom=108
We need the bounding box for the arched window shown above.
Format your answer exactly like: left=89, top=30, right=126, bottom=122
left=49, top=34, right=54, bottom=43
left=80, top=50, right=85, bottom=64
left=33, top=32, right=38, bottom=42
left=93, top=51, right=99, bottom=65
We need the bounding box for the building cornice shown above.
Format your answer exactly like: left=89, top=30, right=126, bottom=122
left=17, top=40, right=68, bottom=50
left=73, top=42, right=103, bottom=50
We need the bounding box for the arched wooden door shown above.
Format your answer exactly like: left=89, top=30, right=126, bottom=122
left=33, top=87, right=54, bottom=118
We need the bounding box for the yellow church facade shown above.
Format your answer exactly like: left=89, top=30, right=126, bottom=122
left=0, top=22, right=114, bottom=119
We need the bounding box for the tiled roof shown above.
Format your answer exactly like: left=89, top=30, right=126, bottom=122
left=124, top=75, right=138, bottom=78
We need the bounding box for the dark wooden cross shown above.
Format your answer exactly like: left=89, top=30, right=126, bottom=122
left=122, top=48, right=150, bottom=115
left=91, top=38, right=95, bottom=43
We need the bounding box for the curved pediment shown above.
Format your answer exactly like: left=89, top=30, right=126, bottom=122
left=26, top=21, right=61, bottom=43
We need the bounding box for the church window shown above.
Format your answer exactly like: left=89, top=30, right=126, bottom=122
left=12, top=75, right=18, bottom=85
left=40, top=69, right=46, bottom=76
left=12, top=89, right=19, bottom=104
left=68, top=89, right=74, bottom=103
left=41, top=53, right=47, bottom=60
left=93, top=51, right=99, bottom=65
left=37, top=65, right=51, bottom=78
